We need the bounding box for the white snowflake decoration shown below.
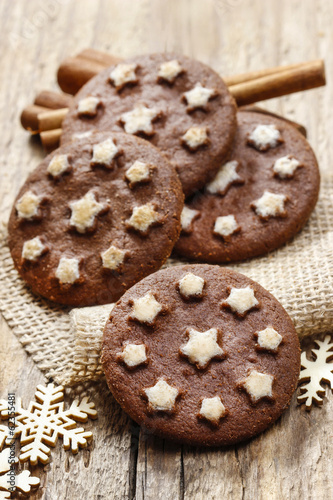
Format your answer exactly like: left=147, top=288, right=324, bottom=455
left=298, top=335, right=333, bottom=410
left=0, top=383, right=97, bottom=466
left=0, top=447, right=40, bottom=497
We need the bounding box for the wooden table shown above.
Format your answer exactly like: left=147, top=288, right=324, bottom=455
left=1, top=1, right=333, bottom=498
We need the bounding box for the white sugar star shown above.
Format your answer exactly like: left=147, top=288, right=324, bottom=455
left=91, top=138, right=120, bottom=168
left=69, top=191, right=107, bottom=233
left=101, top=245, right=126, bottom=271
left=206, top=160, right=242, bottom=195
left=109, top=63, right=137, bottom=89
left=15, top=191, right=41, bottom=220
left=77, top=96, right=101, bottom=117
left=47, top=154, right=71, bottom=178
left=180, top=327, right=224, bottom=369
left=247, top=124, right=282, bottom=151
left=251, top=191, right=287, bottom=219
left=144, top=378, right=179, bottom=412
left=158, top=60, right=183, bottom=83
left=199, top=396, right=227, bottom=424
left=55, top=257, right=80, bottom=284
left=130, top=292, right=163, bottom=325
left=180, top=206, right=200, bottom=233
left=183, top=83, right=216, bottom=110
left=126, top=203, right=161, bottom=234
left=213, top=215, right=240, bottom=239
left=256, top=327, right=282, bottom=352
left=22, top=237, right=46, bottom=261
left=241, top=370, right=274, bottom=403
left=120, top=104, right=160, bottom=135
left=117, top=343, right=147, bottom=368
left=223, top=287, right=259, bottom=317
left=273, top=155, right=301, bottom=179
left=181, top=126, right=209, bottom=151
left=178, top=273, right=205, bottom=299
left=125, top=161, right=152, bottom=186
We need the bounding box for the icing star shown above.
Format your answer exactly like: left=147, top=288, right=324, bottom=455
left=55, top=257, right=80, bottom=284
left=273, top=155, right=301, bottom=179
left=15, top=191, right=42, bottom=220
left=206, top=160, right=243, bottom=195
left=126, top=203, right=161, bottom=234
left=158, top=60, right=183, bottom=83
left=77, top=96, right=101, bottom=117
left=247, top=124, right=283, bottom=151
left=256, top=327, right=282, bottom=352
left=180, top=327, right=225, bottom=369
left=91, top=138, right=120, bottom=168
left=213, top=215, right=240, bottom=240
left=181, top=126, right=209, bottom=151
left=178, top=273, right=205, bottom=299
left=144, top=378, right=179, bottom=412
left=183, top=83, right=216, bottom=111
left=125, top=161, right=153, bottom=187
left=180, top=206, right=200, bottom=233
left=22, top=237, right=47, bottom=261
left=240, top=370, right=274, bottom=403
left=101, top=245, right=126, bottom=271
left=222, top=287, right=259, bottom=317
left=130, top=292, right=163, bottom=325
left=109, top=63, right=138, bottom=89
left=120, top=104, right=160, bottom=135
left=69, top=191, right=108, bottom=233
left=117, top=343, right=147, bottom=368
left=47, top=154, right=71, bottom=178
left=199, top=396, right=227, bottom=424
left=251, top=191, right=287, bottom=219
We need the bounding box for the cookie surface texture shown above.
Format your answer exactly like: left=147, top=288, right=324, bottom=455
left=102, top=264, right=300, bottom=446
left=175, top=111, right=320, bottom=262
left=8, top=132, right=183, bottom=306
left=61, top=53, right=237, bottom=197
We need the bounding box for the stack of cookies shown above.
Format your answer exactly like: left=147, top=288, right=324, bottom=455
left=10, top=53, right=321, bottom=445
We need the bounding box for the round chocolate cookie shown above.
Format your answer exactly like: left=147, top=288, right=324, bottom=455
left=102, top=264, right=300, bottom=447
left=174, top=110, right=320, bottom=262
left=8, top=131, right=183, bottom=306
left=61, top=53, right=237, bottom=197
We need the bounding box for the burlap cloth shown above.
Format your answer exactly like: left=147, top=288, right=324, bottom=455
left=1, top=175, right=333, bottom=386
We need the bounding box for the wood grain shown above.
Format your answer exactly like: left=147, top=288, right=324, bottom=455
left=1, top=0, right=333, bottom=498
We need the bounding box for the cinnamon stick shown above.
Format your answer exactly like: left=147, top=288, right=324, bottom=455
left=40, top=128, right=62, bottom=152
left=34, top=90, right=73, bottom=109
left=229, top=60, right=325, bottom=106
left=20, top=104, right=49, bottom=133
left=38, top=108, right=68, bottom=132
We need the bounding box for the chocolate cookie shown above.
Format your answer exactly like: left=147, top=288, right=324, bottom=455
left=101, top=264, right=300, bottom=447
left=8, top=131, right=183, bottom=306
left=60, top=53, right=237, bottom=197
left=174, top=110, right=320, bottom=262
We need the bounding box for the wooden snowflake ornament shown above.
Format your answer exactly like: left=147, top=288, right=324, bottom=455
left=298, top=335, right=333, bottom=410
left=0, top=447, right=40, bottom=498
left=0, top=383, right=97, bottom=465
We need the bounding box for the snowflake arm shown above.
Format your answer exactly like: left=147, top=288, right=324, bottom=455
left=298, top=335, right=333, bottom=410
